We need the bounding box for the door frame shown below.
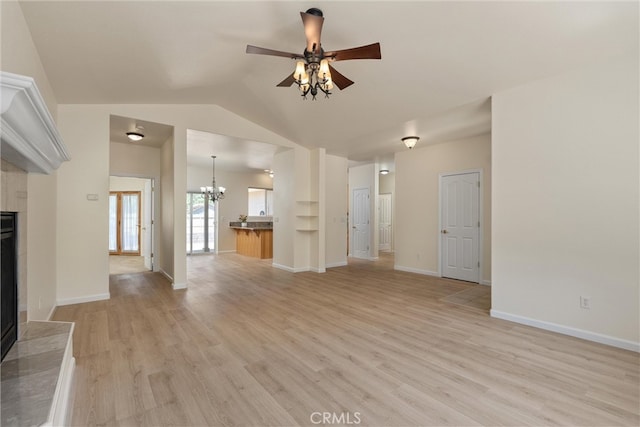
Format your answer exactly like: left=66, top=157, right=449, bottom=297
left=438, top=169, right=484, bottom=284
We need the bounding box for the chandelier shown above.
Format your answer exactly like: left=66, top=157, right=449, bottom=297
left=293, top=56, right=333, bottom=100
left=200, top=155, right=225, bottom=202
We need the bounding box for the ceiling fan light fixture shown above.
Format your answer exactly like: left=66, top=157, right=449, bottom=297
left=126, top=131, right=144, bottom=141
left=402, top=136, right=419, bottom=149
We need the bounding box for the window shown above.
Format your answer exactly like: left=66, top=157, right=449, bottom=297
left=248, top=188, right=273, bottom=216
left=186, top=192, right=215, bottom=254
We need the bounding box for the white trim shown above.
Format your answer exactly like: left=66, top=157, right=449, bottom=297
left=326, top=261, right=348, bottom=268
left=57, top=293, right=110, bottom=306
left=272, top=263, right=295, bottom=272
left=394, top=265, right=439, bottom=277
left=159, top=268, right=173, bottom=282
left=490, top=309, right=639, bottom=352
left=216, top=250, right=237, bottom=254
left=172, top=282, right=187, bottom=290
left=42, top=322, right=75, bottom=427
left=310, top=267, right=326, bottom=273
left=272, top=263, right=312, bottom=273
left=438, top=169, right=484, bottom=284
left=480, top=280, right=492, bottom=286
left=368, top=256, right=379, bottom=261
left=46, top=305, right=57, bottom=321
left=0, top=71, right=70, bottom=174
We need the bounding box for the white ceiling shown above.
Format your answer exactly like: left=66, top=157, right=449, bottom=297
left=19, top=1, right=638, bottom=169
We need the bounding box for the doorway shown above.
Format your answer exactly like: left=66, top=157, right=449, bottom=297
left=109, top=176, right=154, bottom=274
left=440, top=171, right=481, bottom=283
left=186, top=192, right=216, bottom=254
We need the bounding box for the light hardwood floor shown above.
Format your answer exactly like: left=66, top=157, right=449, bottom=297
left=53, top=253, right=639, bottom=426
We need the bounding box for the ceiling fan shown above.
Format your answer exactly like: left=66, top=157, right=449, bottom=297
left=246, top=7, right=381, bottom=100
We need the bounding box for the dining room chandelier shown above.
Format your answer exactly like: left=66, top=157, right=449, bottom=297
left=200, top=155, right=225, bottom=202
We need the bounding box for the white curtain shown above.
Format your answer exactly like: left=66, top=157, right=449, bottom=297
left=108, top=194, right=117, bottom=251
left=121, top=194, right=139, bottom=252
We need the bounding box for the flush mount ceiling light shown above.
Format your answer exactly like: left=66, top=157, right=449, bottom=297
left=380, top=169, right=389, bottom=175
left=126, top=132, right=144, bottom=141
left=402, top=136, right=419, bottom=149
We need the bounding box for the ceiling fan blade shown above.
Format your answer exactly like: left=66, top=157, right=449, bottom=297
left=246, top=45, right=303, bottom=60
left=325, top=42, right=382, bottom=61
left=328, top=64, right=354, bottom=90
left=277, top=74, right=296, bottom=87
left=300, top=9, right=324, bottom=53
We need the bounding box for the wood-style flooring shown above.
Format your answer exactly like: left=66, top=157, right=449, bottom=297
left=52, top=253, right=639, bottom=426
left=109, top=255, right=148, bottom=275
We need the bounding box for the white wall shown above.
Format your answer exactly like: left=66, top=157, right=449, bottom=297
left=272, top=149, right=295, bottom=269
left=394, top=134, right=492, bottom=282
left=56, top=106, right=110, bottom=304
left=1, top=0, right=59, bottom=320
left=325, top=155, right=348, bottom=268
left=187, top=165, right=273, bottom=253
left=161, top=137, right=175, bottom=281
left=491, top=56, right=639, bottom=350
left=379, top=172, right=395, bottom=252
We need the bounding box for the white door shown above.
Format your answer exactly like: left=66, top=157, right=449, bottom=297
left=352, top=188, right=370, bottom=259
left=441, top=172, right=480, bottom=282
left=379, top=193, right=392, bottom=251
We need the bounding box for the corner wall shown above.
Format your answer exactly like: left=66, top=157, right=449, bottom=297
left=1, top=0, right=59, bottom=320
left=491, top=56, right=639, bottom=349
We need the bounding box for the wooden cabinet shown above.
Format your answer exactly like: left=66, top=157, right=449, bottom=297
left=232, top=228, right=273, bottom=259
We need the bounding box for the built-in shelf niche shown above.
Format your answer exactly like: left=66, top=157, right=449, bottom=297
left=295, top=200, right=318, bottom=231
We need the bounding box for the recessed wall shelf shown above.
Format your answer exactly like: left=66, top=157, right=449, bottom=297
left=295, top=201, right=319, bottom=231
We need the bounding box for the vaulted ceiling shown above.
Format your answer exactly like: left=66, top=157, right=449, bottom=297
left=18, top=1, right=638, bottom=166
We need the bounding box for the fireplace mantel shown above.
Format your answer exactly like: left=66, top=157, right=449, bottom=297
left=0, top=71, right=70, bottom=174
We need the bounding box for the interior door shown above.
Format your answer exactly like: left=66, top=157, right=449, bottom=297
left=379, top=193, right=392, bottom=251
left=352, top=187, right=370, bottom=259
left=109, top=191, right=141, bottom=255
left=441, top=172, right=480, bottom=282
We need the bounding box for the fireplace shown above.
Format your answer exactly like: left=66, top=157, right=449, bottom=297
left=1, top=212, right=17, bottom=360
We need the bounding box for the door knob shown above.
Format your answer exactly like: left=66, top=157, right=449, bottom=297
left=441, top=229, right=448, bottom=234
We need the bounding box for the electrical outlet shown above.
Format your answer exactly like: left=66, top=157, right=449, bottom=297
left=580, top=296, right=591, bottom=309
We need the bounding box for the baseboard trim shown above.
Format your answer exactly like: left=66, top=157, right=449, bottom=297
left=394, top=265, right=439, bottom=277
left=216, top=250, right=237, bottom=254
left=56, top=293, right=110, bottom=306
left=272, top=263, right=312, bottom=273
left=272, top=263, right=294, bottom=272
left=159, top=269, right=174, bottom=283
left=480, top=280, right=492, bottom=286
left=46, top=305, right=57, bottom=321
left=172, top=282, right=187, bottom=290
left=326, top=261, right=348, bottom=269
left=310, top=267, right=326, bottom=273
left=490, top=309, right=640, bottom=352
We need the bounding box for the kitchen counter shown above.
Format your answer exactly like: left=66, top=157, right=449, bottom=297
left=230, top=223, right=273, bottom=259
